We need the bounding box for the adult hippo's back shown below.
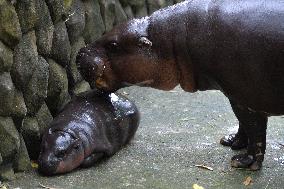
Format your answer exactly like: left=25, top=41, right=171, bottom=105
left=76, top=0, right=284, bottom=170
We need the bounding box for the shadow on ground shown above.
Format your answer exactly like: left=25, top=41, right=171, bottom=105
left=6, top=86, right=284, bottom=189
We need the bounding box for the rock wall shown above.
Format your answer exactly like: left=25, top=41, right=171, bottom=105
left=0, top=0, right=183, bottom=180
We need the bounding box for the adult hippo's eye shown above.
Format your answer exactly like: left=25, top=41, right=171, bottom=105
left=106, top=42, right=119, bottom=53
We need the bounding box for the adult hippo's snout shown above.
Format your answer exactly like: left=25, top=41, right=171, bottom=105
left=76, top=44, right=124, bottom=92
left=76, top=47, right=105, bottom=89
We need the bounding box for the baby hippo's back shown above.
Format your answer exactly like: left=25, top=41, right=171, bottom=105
left=38, top=90, right=140, bottom=175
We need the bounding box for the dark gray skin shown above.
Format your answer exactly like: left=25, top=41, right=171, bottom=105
left=76, top=0, right=284, bottom=170
left=38, top=91, right=140, bottom=175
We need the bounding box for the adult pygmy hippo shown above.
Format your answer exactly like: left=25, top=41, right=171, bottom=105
left=38, top=91, right=139, bottom=175
left=76, top=0, right=284, bottom=170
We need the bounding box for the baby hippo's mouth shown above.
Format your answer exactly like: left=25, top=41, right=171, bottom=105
left=38, top=154, right=59, bottom=176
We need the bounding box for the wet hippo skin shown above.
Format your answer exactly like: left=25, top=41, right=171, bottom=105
left=38, top=90, right=140, bottom=175
left=76, top=0, right=284, bottom=170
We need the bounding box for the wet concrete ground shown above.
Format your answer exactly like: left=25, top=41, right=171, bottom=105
left=6, top=86, right=284, bottom=189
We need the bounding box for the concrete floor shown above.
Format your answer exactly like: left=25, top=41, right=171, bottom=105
left=6, top=86, right=284, bottom=189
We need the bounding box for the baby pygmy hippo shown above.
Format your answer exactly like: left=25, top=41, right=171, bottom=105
left=38, top=90, right=140, bottom=175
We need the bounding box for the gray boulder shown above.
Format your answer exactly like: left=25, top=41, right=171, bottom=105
left=51, top=22, right=71, bottom=67
left=0, top=41, right=13, bottom=73
left=11, top=31, right=38, bottom=91
left=83, top=0, right=105, bottom=44
left=0, top=0, right=21, bottom=48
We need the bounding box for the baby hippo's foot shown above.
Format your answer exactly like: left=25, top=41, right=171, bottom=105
left=220, top=134, right=248, bottom=150
left=231, top=153, right=263, bottom=171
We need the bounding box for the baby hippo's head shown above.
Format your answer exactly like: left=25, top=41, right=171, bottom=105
left=38, top=128, right=84, bottom=175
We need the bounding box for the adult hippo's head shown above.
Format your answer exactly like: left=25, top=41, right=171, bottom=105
left=38, top=128, right=84, bottom=175
left=76, top=16, right=196, bottom=93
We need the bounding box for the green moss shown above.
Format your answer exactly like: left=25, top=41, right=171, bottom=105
left=63, top=0, right=72, bottom=10
left=0, top=0, right=21, bottom=48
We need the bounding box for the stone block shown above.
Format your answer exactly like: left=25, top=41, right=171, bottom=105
left=21, top=117, right=40, bottom=160
left=147, top=0, right=170, bottom=14
left=15, top=0, right=38, bottom=33
left=45, top=0, right=65, bottom=24
left=65, top=0, right=85, bottom=44
left=99, top=0, right=116, bottom=32
left=114, top=0, right=128, bottom=25
left=0, top=72, right=15, bottom=117
left=51, top=22, right=71, bottom=67
left=70, top=37, right=85, bottom=85
left=23, top=56, right=49, bottom=116
left=46, top=59, right=70, bottom=116
left=128, top=0, right=145, bottom=7
left=83, top=0, right=105, bottom=44
left=11, top=89, right=27, bottom=120
left=35, top=0, right=54, bottom=56
left=132, top=0, right=147, bottom=18
left=0, top=164, right=15, bottom=181
left=0, top=41, right=13, bottom=73
left=0, top=117, right=20, bottom=164
left=123, top=5, right=134, bottom=19
left=0, top=0, right=22, bottom=48
left=174, top=0, right=184, bottom=3
left=73, top=80, right=91, bottom=95
left=11, top=31, right=38, bottom=91
left=13, top=135, right=31, bottom=172
left=0, top=73, right=27, bottom=117
left=36, top=102, right=53, bottom=134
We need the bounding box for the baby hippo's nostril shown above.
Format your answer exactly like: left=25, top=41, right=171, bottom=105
left=38, top=160, right=58, bottom=175
left=38, top=154, right=59, bottom=175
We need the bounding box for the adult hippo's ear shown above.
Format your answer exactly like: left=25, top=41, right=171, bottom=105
left=138, top=37, right=152, bottom=48
left=48, top=128, right=53, bottom=135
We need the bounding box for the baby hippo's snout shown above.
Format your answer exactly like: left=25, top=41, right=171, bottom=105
left=38, top=130, right=85, bottom=175
left=38, top=153, right=59, bottom=176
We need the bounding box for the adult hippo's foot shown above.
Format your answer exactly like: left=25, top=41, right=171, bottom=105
left=220, top=123, right=248, bottom=150
left=220, top=132, right=248, bottom=150
left=231, top=153, right=264, bottom=171
left=228, top=102, right=268, bottom=170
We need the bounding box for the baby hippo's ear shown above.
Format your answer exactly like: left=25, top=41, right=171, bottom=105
left=139, top=37, right=152, bottom=48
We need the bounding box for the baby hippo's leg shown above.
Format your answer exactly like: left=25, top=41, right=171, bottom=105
left=81, top=153, right=105, bottom=168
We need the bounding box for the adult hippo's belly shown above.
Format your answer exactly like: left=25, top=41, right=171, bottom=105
left=38, top=91, right=139, bottom=175
left=76, top=0, right=284, bottom=170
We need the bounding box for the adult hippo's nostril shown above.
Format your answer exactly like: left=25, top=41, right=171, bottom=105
left=76, top=49, right=106, bottom=89
left=76, top=51, right=99, bottom=80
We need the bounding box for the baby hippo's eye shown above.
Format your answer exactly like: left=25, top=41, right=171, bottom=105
left=73, top=144, right=80, bottom=150
left=56, top=150, right=66, bottom=158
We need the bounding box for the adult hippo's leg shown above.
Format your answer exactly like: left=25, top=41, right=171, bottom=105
left=220, top=101, right=248, bottom=150
left=230, top=104, right=268, bottom=170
